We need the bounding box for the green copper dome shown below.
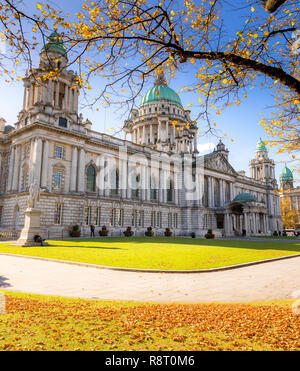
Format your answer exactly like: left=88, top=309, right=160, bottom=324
left=139, top=73, right=182, bottom=107
left=233, top=193, right=257, bottom=203
left=280, top=165, right=293, bottom=181
left=41, top=31, right=66, bottom=55
left=256, top=138, right=267, bottom=152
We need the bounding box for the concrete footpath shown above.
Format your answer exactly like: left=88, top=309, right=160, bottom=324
left=1, top=254, right=300, bottom=303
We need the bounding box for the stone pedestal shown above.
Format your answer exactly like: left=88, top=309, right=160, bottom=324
left=14, top=208, right=48, bottom=246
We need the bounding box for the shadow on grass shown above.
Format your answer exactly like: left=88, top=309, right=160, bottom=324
left=48, top=237, right=300, bottom=253
left=0, top=275, right=11, bottom=288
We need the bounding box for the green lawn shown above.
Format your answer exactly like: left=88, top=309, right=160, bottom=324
left=0, top=237, right=299, bottom=270
left=0, top=291, right=299, bottom=351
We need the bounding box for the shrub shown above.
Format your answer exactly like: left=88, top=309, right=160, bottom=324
left=69, top=225, right=80, bottom=237
left=205, top=229, right=214, bottom=239
left=145, top=226, right=154, bottom=237
left=191, top=232, right=196, bottom=238
left=99, top=225, right=109, bottom=236
left=164, top=228, right=172, bottom=237
left=123, top=226, right=134, bottom=237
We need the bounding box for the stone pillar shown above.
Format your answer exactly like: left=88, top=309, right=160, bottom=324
left=159, top=167, right=163, bottom=202
left=166, top=121, right=169, bottom=141
left=70, top=146, right=78, bottom=192
left=12, top=145, right=19, bottom=191
left=31, top=138, right=43, bottom=185
left=244, top=212, right=248, bottom=235
left=64, top=85, right=69, bottom=109
left=142, top=125, right=145, bottom=144
left=55, top=81, right=59, bottom=107
left=219, top=179, right=224, bottom=207
left=77, top=147, right=85, bottom=193
left=208, top=176, right=213, bottom=208
left=98, top=155, right=105, bottom=196
left=229, top=182, right=234, bottom=201
left=150, top=124, right=153, bottom=144
left=121, top=158, right=128, bottom=198
left=74, top=89, right=79, bottom=113
left=41, top=140, right=49, bottom=189
left=158, top=121, right=161, bottom=142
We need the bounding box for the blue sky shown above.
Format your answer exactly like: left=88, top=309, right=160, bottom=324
left=0, top=0, right=298, bottom=185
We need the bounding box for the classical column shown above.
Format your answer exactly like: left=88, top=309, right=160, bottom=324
left=41, top=140, right=49, bottom=189
left=244, top=212, right=248, bottom=235
left=166, top=121, right=169, bottom=141
left=7, top=146, right=14, bottom=190
left=219, top=179, right=224, bottom=207
left=208, top=176, right=212, bottom=208
left=74, top=89, right=79, bottom=113
left=70, top=146, right=78, bottom=192
left=69, top=88, right=73, bottom=111
left=158, top=121, right=161, bottom=142
left=29, top=84, right=34, bottom=107
left=142, top=125, right=145, bottom=144
left=159, top=167, right=163, bottom=202
left=77, top=147, right=85, bottom=193
left=229, top=182, right=234, bottom=201
left=121, top=158, right=127, bottom=198
left=141, top=165, right=146, bottom=200
left=150, top=124, right=153, bottom=144
left=55, top=81, right=59, bottom=107
left=31, top=137, right=43, bottom=185
left=64, top=85, right=69, bottom=109
left=12, top=145, right=19, bottom=191
left=137, top=127, right=140, bottom=144
left=98, top=155, right=105, bottom=196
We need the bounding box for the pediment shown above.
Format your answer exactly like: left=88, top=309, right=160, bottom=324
left=204, top=152, right=237, bottom=175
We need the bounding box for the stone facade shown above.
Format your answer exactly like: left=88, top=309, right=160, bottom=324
left=0, top=34, right=282, bottom=238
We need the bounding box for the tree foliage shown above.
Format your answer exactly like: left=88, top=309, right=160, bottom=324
left=280, top=195, right=299, bottom=228
left=0, top=0, right=299, bottom=152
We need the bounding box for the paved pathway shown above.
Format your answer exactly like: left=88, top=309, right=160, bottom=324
left=0, top=254, right=300, bottom=303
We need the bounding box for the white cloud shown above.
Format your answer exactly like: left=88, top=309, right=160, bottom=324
left=197, top=142, right=215, bottom=154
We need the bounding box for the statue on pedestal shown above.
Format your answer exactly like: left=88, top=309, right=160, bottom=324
left=27, top=178, right=40, bottom=209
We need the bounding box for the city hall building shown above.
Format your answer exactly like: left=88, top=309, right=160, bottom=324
left=0, top=32, right=282, bottom=237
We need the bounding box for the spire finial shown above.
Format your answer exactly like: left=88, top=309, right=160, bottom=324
left=154, top=71, right=167, bottom=86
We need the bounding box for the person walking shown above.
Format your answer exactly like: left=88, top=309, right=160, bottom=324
left=90, top=224, right=95, bottom=237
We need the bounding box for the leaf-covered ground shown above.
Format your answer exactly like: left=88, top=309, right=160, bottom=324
left=0, top=292, right=299, bottom=351
left=0, top=237, right=300, bottom=270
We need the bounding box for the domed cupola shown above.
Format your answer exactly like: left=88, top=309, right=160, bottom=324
left=39, top=31, right=68, bottom=70
left=256, top=138, right=267, bottom=152
left=139, top=73, right=183, bottom=108
left=280, top=164, right=294, bottom=190
left=123, top=72, right=198, bottom=154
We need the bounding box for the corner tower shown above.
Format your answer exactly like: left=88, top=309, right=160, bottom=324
left=249, top=138, right=276, bottom=186
left=280, top=164, right=294, bottom=190
left=123, top=72, right=198, bottom=154
left=17, top=31, right=80, bottom=130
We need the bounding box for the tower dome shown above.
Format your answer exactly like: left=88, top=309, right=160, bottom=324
left=41, top=31, right=66, bottom=55
left=280, top=165, right=293, bottom=181
left=256, top=138, right=267, bottom=152
left=139, top=72, right=182, bottom=107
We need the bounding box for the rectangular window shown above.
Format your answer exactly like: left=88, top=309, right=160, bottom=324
left=157, top=212, right=162, bottom=228
left=55, top=146, right=63, bottom=159
left=54, top=203, right=63, bottom=225
left=85, top=206, right=91, bottom=225
left=118, top=209, right=124, bottom=226
left=138, top=210, right=144, bottom=227
left=168, top=213, right=172, bottom=228
left=110, top=208, right=116, bottom=227
left=54, top=171, right=62, bottom=188
left=95, top=207, right=101, bottom=226
left=173, top=213, right=178, bottom=229
left=151, top=211, right=156, bottom=227
left=59, top=117, right=68, bottom=128
left=131, top=210, right=137, bottom=227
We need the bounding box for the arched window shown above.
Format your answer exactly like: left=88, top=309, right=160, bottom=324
left=150, top=176, right=157, bottom=200
left=86, top=165, right=96, bottom=193
left=167, top=179, right=174, bottom=202
left=111, top=169, right=119, bottom=195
